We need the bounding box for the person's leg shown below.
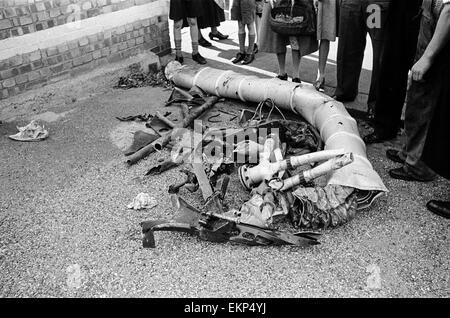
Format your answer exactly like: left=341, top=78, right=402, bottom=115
left=242, top=23, right=256, bottom=64
left=317, top=39, right=330, bottom=85
left=403, top=80, right=437, bottom=179
left=389, top=80, right=437, bottom=181
left=198, top=26, right=211, bottom=46
left=366, top=0, right=422, bottom=143
left=232, top=21, right=247, bottom=63
left=277, top=52, right=287, bottom=79
left=335, top=0, right=367, bottom=101
left=366, top=1, right=391, bottom=117
left=187, top=18, right=199, bottom=54
left=173, top=19, right=184, bottom=61
left=255, top=15, right=261, bottom=51
left=291, top=49, right=301, bottom=82
left=187, top=17, right=206, bottom=64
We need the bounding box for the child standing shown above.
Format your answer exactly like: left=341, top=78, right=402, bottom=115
left=169, top=0, right=206, bottom=64
left=231, top=0, right=257, bottom=65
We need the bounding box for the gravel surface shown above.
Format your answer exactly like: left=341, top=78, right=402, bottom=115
left=0, top=65, right=449, bottom=298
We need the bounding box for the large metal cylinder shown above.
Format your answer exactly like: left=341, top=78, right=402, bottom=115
left=166, top=63, right=387, bottom=193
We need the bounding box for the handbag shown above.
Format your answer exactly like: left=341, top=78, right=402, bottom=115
left=269, top=0, right=317, bottom=36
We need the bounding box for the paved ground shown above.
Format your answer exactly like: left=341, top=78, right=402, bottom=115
left=0, top=21, right=449, bottom=298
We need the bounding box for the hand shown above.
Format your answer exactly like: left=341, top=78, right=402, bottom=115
left=269, top=0, right=277, bottom=8
left=411, top=56, right=433, bottom=82
left=313, top=0, right=320, bottom=10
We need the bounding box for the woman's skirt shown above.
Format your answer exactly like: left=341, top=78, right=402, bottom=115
left=317, top=0, right=339, bottom=41
left=259, top=1, right=318, bottom=55
left=169, top=0, right=204, bottom=21
left=197, top=0, right=226, bottom=28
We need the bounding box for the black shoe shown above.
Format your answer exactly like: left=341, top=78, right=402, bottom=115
left=253, top=43, right=259, bottom=54
left=209, top=31, right=229, bottom=40
left=192, top=53, right=207, bottom=64
left=232, top=52, right=246, bottom=64
left=332, top=95, right=357, bottom=103
left=199, top=37, right=212, bottom=47
left=386, top=149, right=405, bottom=164
left=364, top=131, right=397, bottom=144
left=388, top=167, right=434, bottom=182
left=175, top=55, right=184, bottom=64
left=292, top=78, right=302, bottom=83
left=277, top=73, right=288, bottom=81
left=242, top=53, right=255, bottom=65
left=426, top=200, right=450, bottom=219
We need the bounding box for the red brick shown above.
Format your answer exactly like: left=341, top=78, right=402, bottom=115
left=93, top=50, right=102, bottom=60
left=62, top=61, right=73, bottom=71
left=29, top=50, right=42, bottom=62
left=16, top=74, right=28, bottom=84
left=39, top=67, right=51, bottom=77
left=57, top=43, right=69, bottom=54
left=50, top=63, right=64, bottom=74
left=0, top=19, right=13, bottom=30
left=79, top=37, right=89, bottom=47
left=46, top=47, right=58, bottom=57
left=116, top=26, right=125, bottom=34
left=110, top=45, right=119, bottom=54
left=19, top=16, right=33, bottom=26
left=127, top=38, right=136, bottom=47
left=3, top=8, right=17, bottom=18
left=37, top=11, right=49, bottom=21
left=80, top=45, right=94, bottom=55
left=68, top=41, right=78, bottom=50
left=32, top=60, right=44, bottom=69
left=136, top=36, right=144, bottom=45
left=82, top=53, right=93, bottom=64
left=28, top=71, right=41, bottom=81
left=88, top=34, right=98, bottom=44
left=73, top=56, right=84, bottom=66
left=19, top=64, right=32, bottom=74
left=11, top=28, right=24, bottom=37
left=0, top=68, right=19, bottom=80
left=47, top=55, right=63, bottom=66
left=49, top=8, right=61, bottom=18
left=100, top=47, right=110, bottom=57
left=133, top=21, right=142, bottom=30
left=1, top=89, right=9, bottom=99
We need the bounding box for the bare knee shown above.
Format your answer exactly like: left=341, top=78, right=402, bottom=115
left=187, top=17, right=197, bottom=27
left=238, top=21, right=245, bottom=33
left=174, top=19, right=183, bottom=29
left=247, top=23, right=256, bottom=36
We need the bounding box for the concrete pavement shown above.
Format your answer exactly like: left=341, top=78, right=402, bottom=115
left=0, top=21, right=449, bottom=298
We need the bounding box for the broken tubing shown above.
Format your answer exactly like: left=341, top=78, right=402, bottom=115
left=165, top=62, right=388, bottom=198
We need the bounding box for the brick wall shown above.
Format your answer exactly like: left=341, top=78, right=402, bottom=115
left=0, top=0, right=170, bottom=101
left=0, top=0, right=158, bottom=40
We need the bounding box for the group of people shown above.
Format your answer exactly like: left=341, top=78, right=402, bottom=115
left=169, top=0, right=450, bottom=219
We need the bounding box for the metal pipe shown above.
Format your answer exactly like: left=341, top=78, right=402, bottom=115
left=269, top=153, right=355, bottom=191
